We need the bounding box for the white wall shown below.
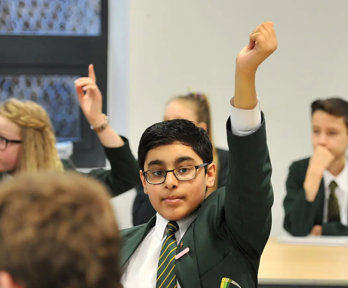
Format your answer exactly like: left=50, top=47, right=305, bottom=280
left=108, top=0, right=348, bottom=235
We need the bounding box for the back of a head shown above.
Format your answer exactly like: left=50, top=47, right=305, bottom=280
left=311, top=97, right=348, bottom=129
left=0, top=98, right=63, bottom=172
left=138, top=119, right=213, bottom=170
left=0, top=171, right=121, bottom=288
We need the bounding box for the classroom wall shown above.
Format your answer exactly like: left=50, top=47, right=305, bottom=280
left=108, top=0, right=348, bottom=235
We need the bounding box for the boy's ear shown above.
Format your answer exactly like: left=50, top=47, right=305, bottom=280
left=0, top=271, right=22, bottom=288
left=205, top=163, right=216, bottom=188
left=139, top=171, right=148, bottom=194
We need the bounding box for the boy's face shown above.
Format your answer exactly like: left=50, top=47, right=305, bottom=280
left=140, top=142, right=216, bottom=221
left=0, top=116, right=22, bottom=174
left=311, top=111, right=348, bottom=159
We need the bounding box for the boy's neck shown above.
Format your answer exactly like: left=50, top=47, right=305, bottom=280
left=328, top=157, right=346, bottom=176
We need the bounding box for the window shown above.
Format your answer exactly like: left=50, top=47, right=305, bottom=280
left=0, top=0, right=108, bottom=167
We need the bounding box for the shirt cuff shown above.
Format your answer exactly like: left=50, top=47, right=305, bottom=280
left=230, top=100, right=262, bottom=136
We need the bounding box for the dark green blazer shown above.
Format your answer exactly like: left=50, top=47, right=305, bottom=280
left=121, top=117, right=273, bottom=288
left=283, top=158, right=348, bottom=236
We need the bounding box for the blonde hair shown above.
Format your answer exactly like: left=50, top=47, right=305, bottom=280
left=0, top=98, right=63, bottom=173
left=168, top=92, right=220, bottom=191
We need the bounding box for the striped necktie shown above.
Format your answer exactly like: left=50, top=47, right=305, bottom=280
left=328, top=180, right=341, bottom=222
left=156, top=221, right=179, bottom=288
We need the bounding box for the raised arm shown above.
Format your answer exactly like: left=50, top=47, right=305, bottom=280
left=74, top=64, right=125, bottom=148
left=232, top=22, right=277, bottom=109
left=225, top=22, right=277, bottom=256
left=74, top=65, right=141, bottom=196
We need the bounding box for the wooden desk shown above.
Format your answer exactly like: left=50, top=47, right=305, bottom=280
left=258, top=237, right=348, bottom=287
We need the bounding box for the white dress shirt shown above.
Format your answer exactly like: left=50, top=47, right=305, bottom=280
left=121, top=101, right=261, bottom=288
left=323, top=160, right=348, bottom=225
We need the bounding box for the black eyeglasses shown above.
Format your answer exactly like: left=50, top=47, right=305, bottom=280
left=0, top=136, right=22, bottom=151
left=143, top=163, right=208, bottom=185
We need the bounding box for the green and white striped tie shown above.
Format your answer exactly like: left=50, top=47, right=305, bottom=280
left=156, top=221, right=179, bottom=288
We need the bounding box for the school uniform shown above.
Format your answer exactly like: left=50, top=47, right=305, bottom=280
left=283, top=157, right=348, bottom=236
left=121, top=113, right=273, bottom=288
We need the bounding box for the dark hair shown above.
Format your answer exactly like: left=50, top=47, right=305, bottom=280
left=0, top=171, right=122, bottom=288
left=311, top=97, right=348, bottom=129
left=138, top=119, right=213, bottom=170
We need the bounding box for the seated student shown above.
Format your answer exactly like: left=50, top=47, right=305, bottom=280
left=132, top=92, right=229, bottom=225
left=0, top=171, right=122, bottom=288
left=0, top=66, right=140, bottom=195
left=283, top=97, right=348, bottom=236
left=120, top=22, right=276, bottom=288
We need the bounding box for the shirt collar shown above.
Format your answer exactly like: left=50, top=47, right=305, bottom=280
left=155, top=211, right=198, bottom=241
left=323, top=158, right=348, bottom=191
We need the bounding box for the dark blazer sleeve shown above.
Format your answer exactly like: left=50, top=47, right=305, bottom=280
left=132, top=185, right=156, bottom=225
left=84, top=137, right=141, bottom=197
left=224, top=115, right=273, bottom=257
left=216, top=148, right=229, bottom=188
left=283, top=158, right=325, bottom=236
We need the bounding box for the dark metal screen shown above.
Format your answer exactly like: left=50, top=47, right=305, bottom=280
left=0, top=0, right=101, bottom=36
left=0, top=75, right=80, bottom=142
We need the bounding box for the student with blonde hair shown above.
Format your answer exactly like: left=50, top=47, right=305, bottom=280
left=132, top=92, right=229, bottom=225
left=0, top=98, right=63, bottom=174
left=0, top=65, right=140, bottom=196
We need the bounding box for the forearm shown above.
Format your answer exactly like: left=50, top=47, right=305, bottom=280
left=303, top=165, right=324, bottom=202
left=232, top=69, right=257, bottom=109
left=95, top=125, right=125, bottom=148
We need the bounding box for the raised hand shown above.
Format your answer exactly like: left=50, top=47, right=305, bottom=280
left=74, top=64, right=104, bottom=128
left=236, top=22, right=278, bottom=76
left=233, top=22, right=278, bottom=109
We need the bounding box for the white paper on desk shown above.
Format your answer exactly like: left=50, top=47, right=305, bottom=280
left=277, top=235, right=348, bottom=246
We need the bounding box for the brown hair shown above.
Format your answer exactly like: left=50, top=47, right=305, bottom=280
left=0, top=98, right=63, bottom=173
left=0, top=172, right=122, bottom=288
left=167, top=92, right=219, bottom=191
left=311, top=97, right=348, bottom=130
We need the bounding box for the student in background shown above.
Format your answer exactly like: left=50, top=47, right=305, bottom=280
left=283, top=97, right=348, bottom=236
left=120, top=21, right=276, bottom=288
left=132, top=92, right=229, bottom=225
left=0, top=66, right=140, bottom=195
left=0, top=171, right=122, bottom=288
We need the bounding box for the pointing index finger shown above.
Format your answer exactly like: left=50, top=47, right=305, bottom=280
left=88, top=64, right=96, bottom=82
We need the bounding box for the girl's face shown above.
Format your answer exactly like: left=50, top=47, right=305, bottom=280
left=164, top=100, right=198, bottom=123
left=0, top=116, right=22, bottom=174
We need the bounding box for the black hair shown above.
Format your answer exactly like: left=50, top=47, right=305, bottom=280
left=138, top=119, right=213, bottom=170
left=311, top=97, right=348, bottom=129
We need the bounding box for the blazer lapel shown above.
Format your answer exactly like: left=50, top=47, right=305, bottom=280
left=120, top=216, right=156, bottom=267
left=176, top=223, right=201, bottom=287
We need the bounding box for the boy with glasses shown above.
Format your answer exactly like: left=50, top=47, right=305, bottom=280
left=121, top=22, right=277, bottom=288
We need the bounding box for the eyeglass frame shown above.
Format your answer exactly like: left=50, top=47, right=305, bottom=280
left=142, top=163, right=209, bottom=185
left=0, top=136, right=22, bottom=151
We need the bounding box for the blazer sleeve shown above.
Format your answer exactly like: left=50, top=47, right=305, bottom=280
left=283, top=159, right=325, bottom=236
left=224, top=114, right=273, bottom=258
left=322, top=222, right=348, bottom=235
left=85, top=137, right=141, bottom=197
left=132, top=185, right=156, bottom=225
